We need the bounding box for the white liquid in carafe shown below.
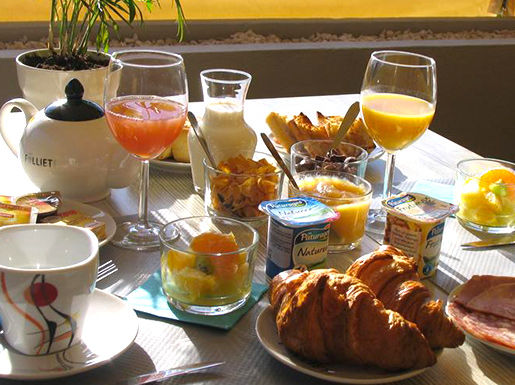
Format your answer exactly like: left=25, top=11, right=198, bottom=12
left=188, top=100, right=257, bottom=193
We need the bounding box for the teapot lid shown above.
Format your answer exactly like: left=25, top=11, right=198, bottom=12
left=44, top=79, right=104, bottom=121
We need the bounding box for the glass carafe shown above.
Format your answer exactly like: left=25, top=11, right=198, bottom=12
left=188, top=69, right=257, bottom=193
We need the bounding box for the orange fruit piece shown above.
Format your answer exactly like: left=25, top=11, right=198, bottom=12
left=190, top=232, right=239, bottom=254
left=480, top=168, right=515, bottom=185
left=479, top=168, right=515, bottom=196
left=190, top=232, right=246, bottom=279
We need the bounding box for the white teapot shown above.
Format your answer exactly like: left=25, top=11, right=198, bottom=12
left=0, top=79, right=139, bottom=202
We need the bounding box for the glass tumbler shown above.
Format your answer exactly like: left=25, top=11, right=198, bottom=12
left=159, top=216, right=259, bottom=315
left=455, top=158, right=515, bottom=234
left=289, top=170, right=372, bottom=252
left=290, top=140, right=369, bottom=177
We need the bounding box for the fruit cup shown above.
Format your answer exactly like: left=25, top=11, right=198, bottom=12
left=159, top=216, right=259, bottom=315
left=455, top=158, right=515, bottom=234
left=289, top=170, right=372, bottom=252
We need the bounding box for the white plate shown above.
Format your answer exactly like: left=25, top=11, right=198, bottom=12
left=256, top=306, right=435, bottom=384
left=150, top=158, right=191, bottom=174
left=447, top=284, right=515, bottom=356
left=58, top=200, right=116, bottom=247
left=0, top=289, right=138, bottom=380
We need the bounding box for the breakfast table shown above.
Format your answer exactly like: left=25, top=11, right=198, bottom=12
left=1, top=94, right=514, bottom=385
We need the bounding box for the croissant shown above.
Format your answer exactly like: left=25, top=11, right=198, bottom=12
left=346, top=245, right=465, bottom=349
left=269, top=269, right=436, bottom=371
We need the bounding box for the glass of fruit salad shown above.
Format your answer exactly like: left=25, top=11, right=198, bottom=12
left=289, top=170, right=373, bottom=252
left=456, top=158, right=515, bottom=234
left=159, top=216, right=259, bottom=315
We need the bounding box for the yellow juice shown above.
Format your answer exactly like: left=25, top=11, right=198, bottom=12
left=361, top=93, right=435, bottom=153
left=296, top=176, right=371, bottom=245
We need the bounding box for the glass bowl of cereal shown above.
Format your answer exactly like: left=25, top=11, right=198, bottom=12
left=204, top=151, right=284, bottom=227
left=289, top=170, right=372, bottom=252
left=159, top=216, right=259, bottom=315
left=455, top=158, right=515, bottom=234
left=290, top=140, right=369, bottom=177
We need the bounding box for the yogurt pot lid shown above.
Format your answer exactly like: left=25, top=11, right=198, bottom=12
left=259, top=197, right=339, bottom=228
left=382, top=192, right=458, bottom=223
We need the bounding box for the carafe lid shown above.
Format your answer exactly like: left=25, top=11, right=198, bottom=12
left=44, top=78, right=104, bottom=121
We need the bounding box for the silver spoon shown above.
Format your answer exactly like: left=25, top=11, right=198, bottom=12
left=188, top=111, right=217, bottom=169
left=326, top=101, right=360, bottom=157
left=260, top=132, right=300, bottom=190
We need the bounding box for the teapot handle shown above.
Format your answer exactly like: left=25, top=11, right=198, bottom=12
left=0, top=98, right=39, bottom=157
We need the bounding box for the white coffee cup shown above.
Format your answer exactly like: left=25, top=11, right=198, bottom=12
left=0, top=224, right=98, bottom=355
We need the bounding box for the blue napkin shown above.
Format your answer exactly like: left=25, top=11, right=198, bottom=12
left=410, top=180, right=455, bottom=204
left=125, top=270, right=268, bottom=330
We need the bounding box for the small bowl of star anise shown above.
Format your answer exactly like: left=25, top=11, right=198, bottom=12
left=290, top=140, right=369, bottom=178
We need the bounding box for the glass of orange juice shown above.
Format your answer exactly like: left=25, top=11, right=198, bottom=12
left=289, top=170, right=373, bottom=252
left=360, top=51, right=436, bottom=231
left=104, top=50, right=188, bottom=250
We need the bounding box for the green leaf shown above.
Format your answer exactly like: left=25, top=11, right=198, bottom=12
left=48, top=0, right=188, bottom=57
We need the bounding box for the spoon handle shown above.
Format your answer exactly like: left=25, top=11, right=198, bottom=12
left=260, top=133, right=299, bottom=190
left=330, top=101, right=360, bottom=150
left=188, top=111, right=217, bottom=168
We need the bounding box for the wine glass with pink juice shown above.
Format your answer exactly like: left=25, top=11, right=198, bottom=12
left=360, top=51, right=436, bottom=230
left=104, top=50, right=187, bottom=250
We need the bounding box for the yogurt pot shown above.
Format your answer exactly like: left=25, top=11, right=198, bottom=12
left=383, top=192, right=458, bottom=278
left=259, top=197, right=339, bottom=281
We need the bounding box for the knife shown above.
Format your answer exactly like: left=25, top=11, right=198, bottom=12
left=461, top=236, right=515, bottom=248
left=115, top=361, right=225, bottom=385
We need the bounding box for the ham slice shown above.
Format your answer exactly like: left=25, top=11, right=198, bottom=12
left=448, top=275, right=515, bottom=350
left=466, top=283, right=515, bottom=321
left=447, top=302, right=515, bottom=350
left=453, top=275, right=515, bottom=307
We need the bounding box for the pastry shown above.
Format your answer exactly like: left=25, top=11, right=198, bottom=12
left=346, top=245, right=465, bottom=349
left=156, top=118, right=191, bottom=163
left=317, top=113, right=376, bottom=153
left=269, top=269, right=436, bottom=371
left=265, top=110, right=376, bottom=154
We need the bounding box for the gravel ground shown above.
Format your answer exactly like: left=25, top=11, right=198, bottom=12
left=2, top=28, right=515, bottom=50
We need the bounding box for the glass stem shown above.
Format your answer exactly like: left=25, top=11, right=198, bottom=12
left=138, top=160, right=150, bottom=227
left=383, top=152, right=396, bottom=199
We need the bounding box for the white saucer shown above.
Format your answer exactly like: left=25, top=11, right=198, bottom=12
left=0, top=289, right=138, bottom=380
left=256, top=306, right=436, bottom=384
left=150, top=159, right=191, bottom=174
left=447, top=284, right=515, bottom=356
left=59, top=200, right=116, bottom=247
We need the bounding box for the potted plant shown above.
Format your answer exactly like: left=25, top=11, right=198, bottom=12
left=15, top=0, right=186, bottom=108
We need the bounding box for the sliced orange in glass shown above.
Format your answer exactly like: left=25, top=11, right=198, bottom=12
left=190, top=232, right=244, bottom=279
left=190, top=232, right=239, bottom=254
left=479, top=168, right=515, bottom=196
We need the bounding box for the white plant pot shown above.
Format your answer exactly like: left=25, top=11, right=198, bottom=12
left=16, top=49, right=111, bottom=109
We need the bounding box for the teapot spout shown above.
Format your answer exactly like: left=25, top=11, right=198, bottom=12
left=0, top=98, right=38, bottom=157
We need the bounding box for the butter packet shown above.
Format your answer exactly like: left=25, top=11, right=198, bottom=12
left=15, top=191, right=61, bottom=220
left=41, top=210, right=107, bottom=241
left=0, top=196, right=14, bottom=204
left=0, top=203, right=38, bottom=227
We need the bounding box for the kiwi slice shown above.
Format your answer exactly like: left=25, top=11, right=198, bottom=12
left=195, top=256, right=214, bottom=275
